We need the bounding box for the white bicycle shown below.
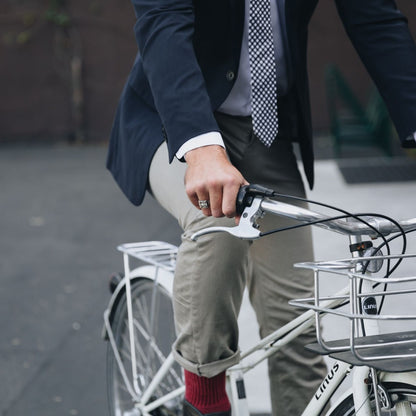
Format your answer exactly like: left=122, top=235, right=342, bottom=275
left=103, top=184, right=416, bottom=416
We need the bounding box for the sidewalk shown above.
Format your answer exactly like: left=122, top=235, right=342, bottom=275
left=1, top=144, right=415, bottom=415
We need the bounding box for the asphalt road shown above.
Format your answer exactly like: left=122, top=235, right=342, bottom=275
left=0, top=144, right=182, bottom=416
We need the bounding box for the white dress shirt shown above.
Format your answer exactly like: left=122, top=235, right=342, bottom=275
left=176, top=0, right=288, bottom=159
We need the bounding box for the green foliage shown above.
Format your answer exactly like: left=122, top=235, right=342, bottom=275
left=2, top=0, right=73, bottom=47
left=45, top=0, right=71, bottom=27
left=16, top=29, right=32, bottom=44
left=45, top=9, right=70, bottom=26
left=3, top=0, right=103, bottom=47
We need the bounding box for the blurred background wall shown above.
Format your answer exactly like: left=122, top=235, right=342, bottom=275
left=1, top=0, right=415, bottom=143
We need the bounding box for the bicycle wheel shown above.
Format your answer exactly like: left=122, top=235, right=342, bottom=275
left=327, top=382, right=416, bottom=416
left=107, top=277, right=183, bottom=416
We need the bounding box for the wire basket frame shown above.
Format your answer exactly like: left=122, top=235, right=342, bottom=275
left=290, top=253, right=416, bottom=370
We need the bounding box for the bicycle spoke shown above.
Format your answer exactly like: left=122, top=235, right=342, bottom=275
left=134, top=293, right=157, bottom=384
left=120, top=314, right=181, bottom=394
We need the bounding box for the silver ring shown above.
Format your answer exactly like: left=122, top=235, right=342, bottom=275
left=198, top=200, right=210, bottom=210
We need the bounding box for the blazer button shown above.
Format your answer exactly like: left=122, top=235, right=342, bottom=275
left=226, top=70, right=235, bottom=81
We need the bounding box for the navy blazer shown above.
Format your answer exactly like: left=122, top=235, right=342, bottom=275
left=107, top=0, right=416, bottom=206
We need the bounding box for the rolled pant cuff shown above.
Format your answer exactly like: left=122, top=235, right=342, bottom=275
left=172, top=345, right=241, bottom=378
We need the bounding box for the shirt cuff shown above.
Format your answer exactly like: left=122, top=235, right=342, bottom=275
left=175, top=132, right=225, bottom=160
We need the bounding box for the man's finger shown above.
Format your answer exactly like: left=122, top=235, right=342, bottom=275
left=222, top=179, right=249, bottom=218
left=208, top=185, right=224, bottom=217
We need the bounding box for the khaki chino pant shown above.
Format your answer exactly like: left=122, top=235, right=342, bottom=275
left=148, top=112, right=327, bottom=415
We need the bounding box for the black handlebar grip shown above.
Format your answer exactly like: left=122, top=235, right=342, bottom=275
left=236, top=184, right=276, bottom=215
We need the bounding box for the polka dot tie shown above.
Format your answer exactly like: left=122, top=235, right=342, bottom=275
left=248, top=0, right=278, bottom=147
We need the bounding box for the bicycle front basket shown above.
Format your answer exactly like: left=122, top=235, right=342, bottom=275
left=290, top=253, right=416, bottom=372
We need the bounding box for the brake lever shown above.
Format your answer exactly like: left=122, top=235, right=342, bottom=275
left=191, top=197, right=264, bottom=241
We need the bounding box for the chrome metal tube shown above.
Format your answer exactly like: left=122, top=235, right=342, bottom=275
left=260, top=199, right=416, bottom=237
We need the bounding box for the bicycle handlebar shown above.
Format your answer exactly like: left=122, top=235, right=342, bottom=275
left=191, top=184, right=416, bottom=241
left=260, top=198, right=416, bottom=236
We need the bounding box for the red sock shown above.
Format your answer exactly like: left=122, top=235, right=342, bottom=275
left=184, top=370, right=231, bottom=414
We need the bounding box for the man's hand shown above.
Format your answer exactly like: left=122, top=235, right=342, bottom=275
left=184, top=145, right=248, bottom=218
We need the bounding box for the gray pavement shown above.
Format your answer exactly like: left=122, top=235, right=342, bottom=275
left=1, top=144, right=415, bottom=415
left=0, top=145, right=182, bottom=416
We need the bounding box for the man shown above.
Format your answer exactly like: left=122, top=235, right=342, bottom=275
left=107, top=0, right=416, bottom=415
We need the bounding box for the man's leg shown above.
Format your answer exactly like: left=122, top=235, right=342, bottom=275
left=149, top=142, right=250, bottom=415
left=149, top=112, right=327, bottom=415
left=228, top=130, right=327, bottom=416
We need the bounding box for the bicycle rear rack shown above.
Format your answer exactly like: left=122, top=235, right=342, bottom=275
left=290, top=253, right=416, bottom=372
left=104, top=241, right=182, bottom=408
left=117, top=241, right=178, bottom=272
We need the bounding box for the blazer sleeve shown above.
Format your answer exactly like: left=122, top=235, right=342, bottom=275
left=335, top=0, right=416, bottom=146
left=131, top=0, right=221, bottom=161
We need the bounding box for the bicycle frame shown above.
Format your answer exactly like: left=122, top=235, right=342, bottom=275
left=104, top=260, right=382, bottom=416
left=224, top=237, right=416, bottom=416
left=225, top=308, right=353, bottom=416
left=104, top=248, right=416, bottom=415
left=104, top=263, right=353, bottom=416
left=104, top=194, right=416, bottom=416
